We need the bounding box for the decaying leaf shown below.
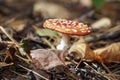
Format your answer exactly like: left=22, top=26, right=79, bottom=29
left=69, top=38, right=95, bottom=61
left=94, top=42, right=120, bottom=63
left=69, top=38, right=120, bottom=63
left=30, top=49, right=68, bottom=70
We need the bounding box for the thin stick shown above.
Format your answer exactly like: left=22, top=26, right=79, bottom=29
left=83, top=62, right=99, bottom=74
left=15, top=54, right=30, bottom=63
left=18, top=64, right=49, bottom=80
left=10, top=70, right=28, bottom=78
left=43, top=38, right=55, bottom=49
left=101, top=62, right=111, bottom=73
left=0, top=36, right=2, bottom=41
left=75, top=59, right=82, bottom=69
left=0, top=62, right=13, bottom=68
left=0, top=26, right=16, bottom=43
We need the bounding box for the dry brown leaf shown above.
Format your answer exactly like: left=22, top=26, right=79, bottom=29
left=69, top=38, right=95, bottom=61
left=69, top=39, right=120, bottom=63
left=94, top=42, right=120, bottom=63
left=30, top=49, right=68, bottom=70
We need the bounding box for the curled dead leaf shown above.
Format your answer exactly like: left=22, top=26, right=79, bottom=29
left=30, top=49, right=68, bottom=70
left=94, top=42, right=120, bottom=63
left=69, top=39, right=120, bottom=63
left=69, top=38, right=95, bottom=61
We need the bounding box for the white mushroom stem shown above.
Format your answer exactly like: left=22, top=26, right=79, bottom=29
left=56, top=34, right=71, bottom=50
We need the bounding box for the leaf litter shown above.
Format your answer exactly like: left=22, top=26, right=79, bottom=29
left=0, top=0, right=120, bottom=80
left=30, top=49, right=68, bottom=70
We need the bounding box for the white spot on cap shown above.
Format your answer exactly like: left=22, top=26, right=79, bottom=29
left=81, top=30, right=87, bottom=33
left=66, top=29, right=70, bottom=32
left=80, top=29, right=85, bottom=31
left=62, top=26, right=65, bottom=28
left=53, top=23, right=57, bottom=25
left=56, top=26, right=60, bottom=28
left=72, top=29, right=77, bottom=33
left=87, top=30, right=91, bottom=33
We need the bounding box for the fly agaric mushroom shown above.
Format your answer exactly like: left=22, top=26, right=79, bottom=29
left=43, top=19, right=91, bottom=50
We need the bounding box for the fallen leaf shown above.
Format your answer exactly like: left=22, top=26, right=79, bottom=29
left=30, top=49, right=68, bottom=70
left=69, top=39, right=120, bottom=63
left=36, top=29, right=58, bottom=38
left=94, top=42, right=120, bottom=63
left=69, top=38, right=95, bottom=61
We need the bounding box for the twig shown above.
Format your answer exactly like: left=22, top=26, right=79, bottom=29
left=0, top=36, right=1, bottom=41
left=75, top=58, right=82, bottom=69
left=78, top=10, right=94, bottom=21
left=18, top=64, right=49, bottom=80
left=42, top=38, right=55, bottom=49
left=10, top=70, right=28, bottom=78
left=103, top=73, right=119, bottom=80
left=0, top=26, right=32, bottom=62
left=83, top=62, right=101, bottom=74
left=0, top=62, right=13, bottom=68
left=101, top=63, right=118, bottom=80
left=0, top=26, right=16, bottom=43
left=15, top=54, right=30, bottom=64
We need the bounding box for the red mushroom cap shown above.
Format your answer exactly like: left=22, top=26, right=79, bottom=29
left=43, top=19, right=91, bottom=36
